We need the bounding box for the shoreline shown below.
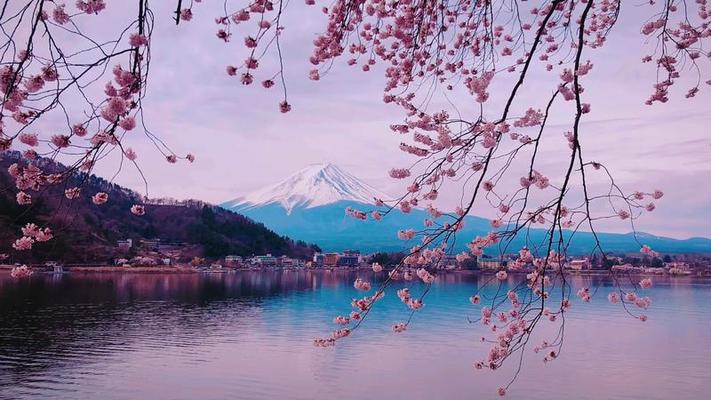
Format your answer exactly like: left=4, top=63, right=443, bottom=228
left=0, top=264, right=199, bottom=274
left=0, top=264, right=705, bottom=277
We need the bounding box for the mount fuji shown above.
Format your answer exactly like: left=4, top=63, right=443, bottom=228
left=220, top=163, right=439, bottom=252
left=222, top=163, right=388, bottom=214
left=221, top=163, right=711, bottom=254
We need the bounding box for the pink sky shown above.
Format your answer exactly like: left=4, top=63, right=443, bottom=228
left=84, top=2, right=710, bottom=239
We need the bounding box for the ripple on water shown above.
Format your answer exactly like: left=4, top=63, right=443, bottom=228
left=0, top=271, right=710, bottom=400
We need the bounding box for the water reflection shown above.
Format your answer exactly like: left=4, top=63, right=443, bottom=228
left=0, top=271, right=709, bottom=400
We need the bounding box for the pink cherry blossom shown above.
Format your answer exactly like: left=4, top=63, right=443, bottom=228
left=35, top=227, right=53, bottom=242
left=180, top=9, right=193, bottom=21
left=416, top=268, right=435, bottom=284
left=389, top=168, right=411, bottom=179
left=12, top=236, right=34, bottom=250
left=353, top=278, right=372, bottom=291
left=19, top=133, right=38, bottom=147
left=240, top=73, right=253, bottom=85
left=129, top=33, right=149, bottom=47
left=76, top=0, right=106, bottom=15
left=577, top=288, right=591, bottom=302
left=332, top=329, right=351, bottom=339
left=72, top=124, right=88, bottom=137
left=92, top=192, right=109, bottom=205
left=397, top=229, right=416, bottom=240
left=119, top=117, right=136, bottom=131
left=397, top=288, right=411, bottom=303
left=130, top=205, right=146, bottom=216
left=16, top=191, right=31, bottom=205
left=50, top=134, right=71, bottom=148
left=10, top=265, right=33, bottom=278
left=52, top=5, right=71, bottom=24
left=279, top=101, right=291, bottom=113
left=407, top=299, right=424, bottom=310
left=125, top=148, right=138, bottom=161
left=24, top=75, right=45, bottom=92
left=21, top=223, right=39, bottom=237
left=65, top=187, right=81, bottom=199
left=608, top=293, right=620, bottom=304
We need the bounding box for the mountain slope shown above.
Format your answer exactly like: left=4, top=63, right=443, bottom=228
left=222, top=164, right=711, bottom=255
left=0, top=151, right=319, bottom=263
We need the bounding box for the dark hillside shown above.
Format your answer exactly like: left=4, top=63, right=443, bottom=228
left=0, top=151, right=319, bottom=263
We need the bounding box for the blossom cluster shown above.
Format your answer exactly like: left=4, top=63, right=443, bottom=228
left=10, top=265, right=33, bottom=278
left=12, top=223, right=53, bottom=251
left=1, top=1, right=204, bottom=259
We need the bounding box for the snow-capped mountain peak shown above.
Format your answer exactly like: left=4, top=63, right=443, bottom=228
left=222, top=163, right=389, bottom=213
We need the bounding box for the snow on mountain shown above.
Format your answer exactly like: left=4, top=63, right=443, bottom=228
left=221, top=163, right=390, bottom=214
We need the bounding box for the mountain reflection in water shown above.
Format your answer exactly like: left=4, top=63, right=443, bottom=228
left=1, top=270, right=709, bottom=400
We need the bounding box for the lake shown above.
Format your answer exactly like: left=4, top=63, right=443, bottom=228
left=1, top=270, right=710, bottom=399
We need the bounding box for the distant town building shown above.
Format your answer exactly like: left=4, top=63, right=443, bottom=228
left=665, top=262, right=692, bottom=275
left=225, top=255, right=243, bottom=263
left=479, top=259, right=506, bottom=270
left=567, top=259, right=591, bottom=270
left=311, top=251, right=362, bottom=267
left=644, top=267, right=666, bottom=274
left=131, top=256, right=157, bottom=266
left=313, top=253, right=325, bottom=267
left=337, top=251, right=360, bottom=267
left=140, top=239, right=160, bottom=250
left=115, top=258, right=129, bottom=266
left=440, top=255, right=458, bottom=269
left=307, top=250, right=375, bottom=268
left=252, top=254, right=277, bottom=266
left=323, top=253, right=340, bottom=267
left=158, top=242, right=186, bottom=251
left=611, top=264, right=644, bottom=273
left=45, top=261, right=63, bottom=273
left=117, top=239, right=133, bottom=250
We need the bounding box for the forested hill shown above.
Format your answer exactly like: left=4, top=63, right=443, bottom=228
left=0, top=151, right=319, bottom=263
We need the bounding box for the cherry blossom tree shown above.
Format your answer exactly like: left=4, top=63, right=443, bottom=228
left=1, top=0, right=709, bottom=395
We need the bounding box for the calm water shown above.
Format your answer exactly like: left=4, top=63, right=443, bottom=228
left=1, top=270, right=710, bottom=400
